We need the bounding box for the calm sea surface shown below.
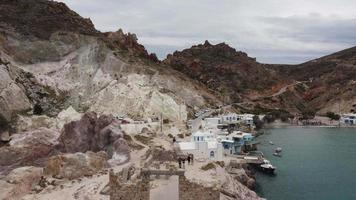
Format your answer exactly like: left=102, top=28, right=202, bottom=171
left=256, top=127, right=356, bottom=200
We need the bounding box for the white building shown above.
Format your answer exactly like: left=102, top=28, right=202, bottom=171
left=340, top=113, right=356, bottom=125
left=202, top=113, right=256, bottom=129
left=178, top=130, right=223, bottom=161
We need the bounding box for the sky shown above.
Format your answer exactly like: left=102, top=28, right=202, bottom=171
left=59, top=0, right=356, bottom=64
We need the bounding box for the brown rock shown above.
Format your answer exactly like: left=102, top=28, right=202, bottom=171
left=57, top=112, right=127, bottom=159
left=0, top=166, right=43, bottom=199
left=44, top=151, right=108, bottom=179
left=0, top=128, right=59, bottom=169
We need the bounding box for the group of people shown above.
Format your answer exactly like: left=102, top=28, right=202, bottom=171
left=178, top=154, right=194, bottom=169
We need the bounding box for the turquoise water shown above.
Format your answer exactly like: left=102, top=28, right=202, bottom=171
left=256, top=128, right=356, bottom=200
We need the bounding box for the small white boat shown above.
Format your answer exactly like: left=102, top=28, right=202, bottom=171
left=275, top=147, right=282, bottom=153
left=273, top=152, right=282, bottom=157
left=260, top=159, right=276, bottom=174
left=269, top=141, right=274, bottom=145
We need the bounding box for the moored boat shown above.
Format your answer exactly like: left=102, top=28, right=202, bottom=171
left=260, top=159, right=276, bottom=174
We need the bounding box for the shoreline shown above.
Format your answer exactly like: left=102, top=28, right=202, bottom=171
left=264, top=120, right=356, bottom=129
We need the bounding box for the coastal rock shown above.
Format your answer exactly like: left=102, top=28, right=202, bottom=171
left=221, top=174, right=264, bottom=200
left=0, top=128, right=59, bottom=168
left=44, top=151, right=108, bottom=179
left=0, top=166, right=43, bottom=200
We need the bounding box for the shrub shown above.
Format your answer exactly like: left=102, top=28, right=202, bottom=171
left=134, top=135, right=152, bottom=145
left=201, top=163, right=216, bottom=171
left=215, top=161, right=225, bottom=168
left=326, top=112, right=340, bottom=121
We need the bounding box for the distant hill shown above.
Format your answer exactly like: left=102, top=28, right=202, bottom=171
left=164, top=41, right=356, bottom=115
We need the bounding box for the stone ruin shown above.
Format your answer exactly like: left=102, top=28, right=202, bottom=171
left=109, top=167, right=220, bottom=200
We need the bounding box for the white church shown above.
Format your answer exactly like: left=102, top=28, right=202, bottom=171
left=178, top=129, right=223, bottom=161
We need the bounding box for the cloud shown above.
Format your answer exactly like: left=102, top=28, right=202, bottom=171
left=59, top=0, right=356, bottom=64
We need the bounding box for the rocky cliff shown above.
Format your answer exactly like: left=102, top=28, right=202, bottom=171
left=164, top=41, right=281, bottom=103
left=268, top=47, right=356, bottom=114
left=0, top=0, right=221, bottom=135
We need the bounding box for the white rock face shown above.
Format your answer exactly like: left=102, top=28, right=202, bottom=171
left=1, top=34, right=217, bottom=125
left=88, top=73, right=188, bottom=122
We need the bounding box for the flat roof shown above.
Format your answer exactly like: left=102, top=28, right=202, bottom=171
left=178, top=142, right=196, bottom=150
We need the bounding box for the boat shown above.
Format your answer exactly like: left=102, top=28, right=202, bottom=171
left=273, top=152, right=282, bottom=157
left=260, top=159, right=276, bottom=174
left=273, top=147, right=282, bottom=157
left=269, top=141, right=274, bottom=145
left=275, top=147, right=282, bottom=153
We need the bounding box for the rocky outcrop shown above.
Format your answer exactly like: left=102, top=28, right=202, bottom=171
left=104, top=29, right=159, bottom=62
left=57, top=112, right=130, bottom=165
left=57, top=112, right=118, bottom=152
left=44, top=151, right=108, bottom=179
left=0, top=166, right=43, bottom=200
left=164, top=41, right=280, bottom=103
left=0, top=0, right=98, bottom=40
left=0, top=128, right=59, bottom=171
left=0, top=64, right=31, bottom=124
left=221, top=174, right=264, bottom=200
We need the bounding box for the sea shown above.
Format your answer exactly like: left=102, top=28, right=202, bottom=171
left=256, top=127, right=356, bottom=200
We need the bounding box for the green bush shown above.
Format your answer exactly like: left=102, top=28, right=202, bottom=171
left=326, top=112, right=340, bottom=120
left=201, top=163, right=216, bottom=171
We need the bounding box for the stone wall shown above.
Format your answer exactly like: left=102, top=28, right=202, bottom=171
left=110, top=169, right=220, bottom=200
left=178, top=176, right=220, bottom=200
left=109, top=170, right=150, bottom=200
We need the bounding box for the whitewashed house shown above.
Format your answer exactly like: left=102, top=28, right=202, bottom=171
left=202, top=113, right=256, bottom=129
left=178, top=129, right=223, bottom=161
left=203, top=117, right=221, bottom=129
left=340, top=113, right=356, bottom=125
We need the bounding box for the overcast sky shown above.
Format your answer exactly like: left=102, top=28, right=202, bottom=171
left=59, top=0, right=356, bottom=64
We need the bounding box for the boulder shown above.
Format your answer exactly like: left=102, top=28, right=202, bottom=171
left=57, top=112, right=125, bottom=158
left=44, top=151, right=108, bottom=179
left=0, top=131, right=10, bottom=142
left=0, top=166, right=43, bottom=200
left=0, top=65, right=31, bottom=123
left=14, top=115, right=56, bottom=133
left=0, top=128, right=60, bottom=168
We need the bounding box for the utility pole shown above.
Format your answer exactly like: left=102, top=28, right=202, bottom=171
left=160, top=112, right=163, bottom=133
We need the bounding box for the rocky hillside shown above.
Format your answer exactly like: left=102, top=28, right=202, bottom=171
left=164, top=41, right=282, bottom=103
left=163, top=41, right=306, bottom=114
left=269, top=47, right=356, bottom=114
left=0, top=0, right=221, bottom=135
left=164, top=41, right=356, bottom=115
